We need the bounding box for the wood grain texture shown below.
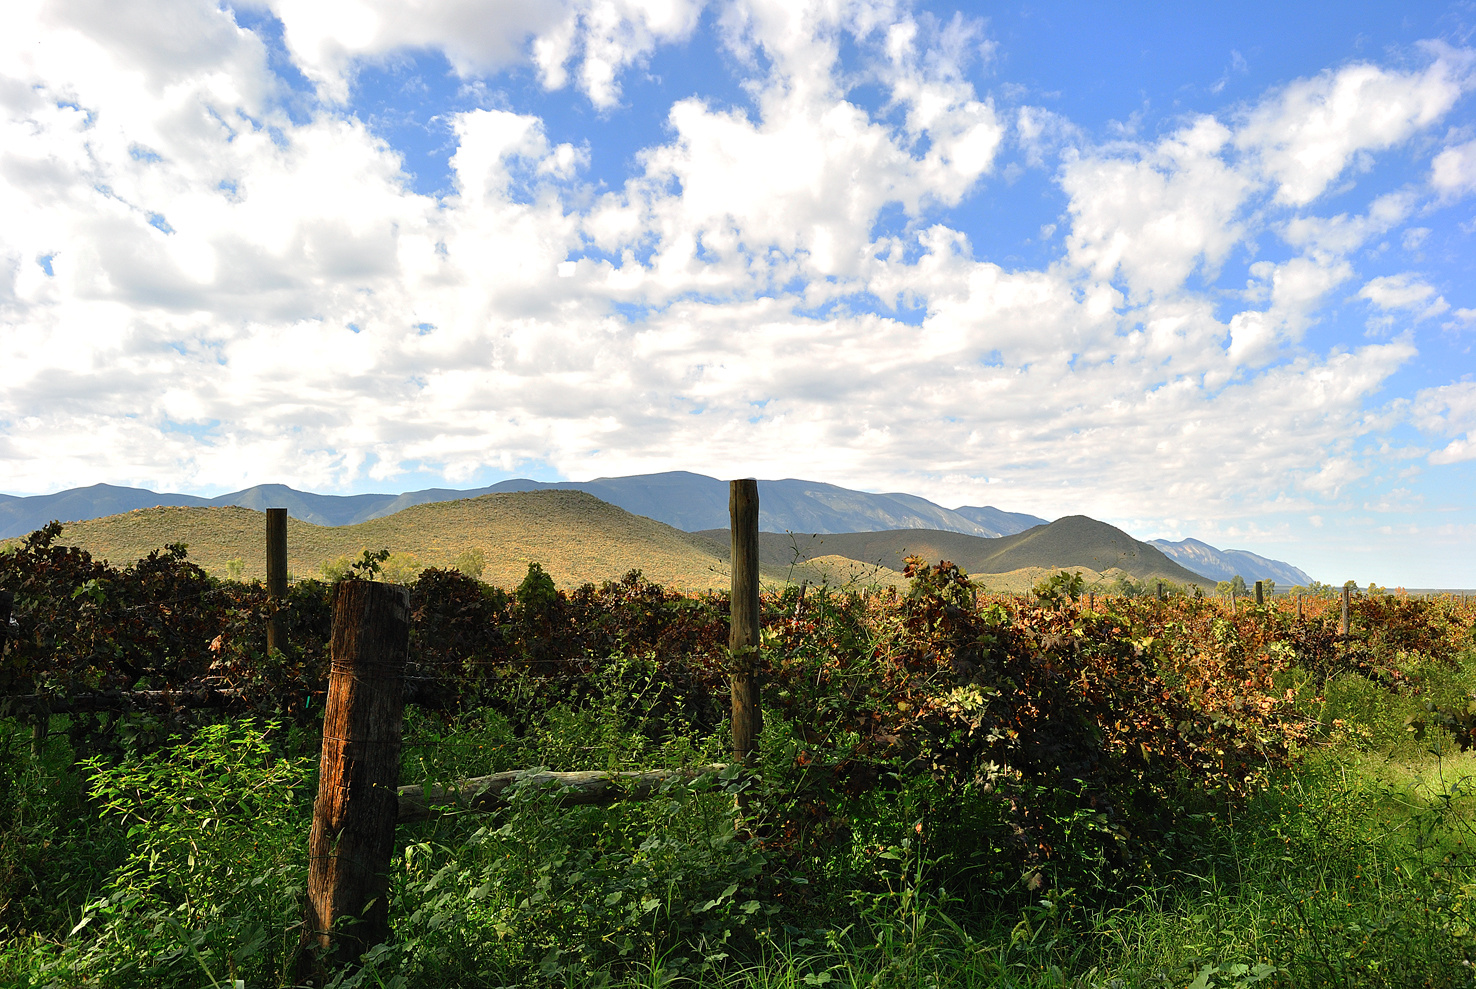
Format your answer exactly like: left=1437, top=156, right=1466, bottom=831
left=299, top=580, right=409, bottom=977
left=729, top=479, right=761, bottom=766
left=265, top=507, right=288, bottom=654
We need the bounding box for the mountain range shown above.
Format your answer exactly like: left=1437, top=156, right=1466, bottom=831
left=1147, top=538, right=1313, bottom=587
left=0, top=472, right=1315, bottom=585
left=692, top=515, right=1206, bottom=587
left=0, top=473, right=1047, bottom=539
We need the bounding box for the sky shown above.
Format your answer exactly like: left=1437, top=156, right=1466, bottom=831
left=3, top=1, right=1476, bottom=586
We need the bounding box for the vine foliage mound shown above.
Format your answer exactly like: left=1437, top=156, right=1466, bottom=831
left=3, top=523, right=1471, bottom=890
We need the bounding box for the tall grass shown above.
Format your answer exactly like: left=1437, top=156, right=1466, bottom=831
left=4, top=639, right=1476, bottom=987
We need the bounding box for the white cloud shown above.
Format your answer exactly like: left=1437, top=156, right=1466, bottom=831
left=1412, top=381, right=1476, bottom=464
left=266, top=0, right=704, bottom=107
left=1358, top=272, right=1450, bottom=323
left=1431, top=137, right=1476, bottom=196
left=1280, top=188, right=1416, bottom=258
left=530, top=0, right=706, bottom=109
left=1234, top=50, right=1472, bottom=206
left=0, top=0, right=1469, bottom=564
left=1061, top=116, right=1252, bottom=299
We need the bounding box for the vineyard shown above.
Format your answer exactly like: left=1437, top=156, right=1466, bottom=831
left=3, top=519, right=1476, bottom=988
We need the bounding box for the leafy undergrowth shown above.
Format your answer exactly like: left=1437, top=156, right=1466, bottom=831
left=7, top=721, right=1476, bottom=988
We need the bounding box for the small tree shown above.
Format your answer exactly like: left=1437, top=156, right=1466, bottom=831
left=1033, top=570, right=1084, bottom=610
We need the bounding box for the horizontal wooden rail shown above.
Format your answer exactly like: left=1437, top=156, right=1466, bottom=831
left=397, top=765, right=732, bottom=823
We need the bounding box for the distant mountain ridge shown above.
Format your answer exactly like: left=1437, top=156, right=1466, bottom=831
left=0, top=474, right=1315, bottom=584
left=1147, top=538, right=1314, bottom=587
left=0, top=473, right=1047, bottom=540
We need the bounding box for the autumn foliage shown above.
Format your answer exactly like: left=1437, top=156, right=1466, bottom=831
left=3, top=527, right=1472, bottom=881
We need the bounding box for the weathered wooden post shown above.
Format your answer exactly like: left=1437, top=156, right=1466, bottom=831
left=1156, top=581, right=1164, bottom=602
left=1296, top=592, right=1303, bottom=621
left=266, top=508, right=288, bottom=656
left=297, top=580, right=410, bottom=979
left=1341, top=585, right=1351, bottom=638
left=1255, top=580, right=1264, bottom=606
left=729, top=479, right=761, bottom=767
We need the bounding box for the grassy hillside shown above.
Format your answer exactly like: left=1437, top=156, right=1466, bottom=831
left=15, top=491, right=772, bottom=591
left=9, top=494, right=1204, bottom=593
left=693, top=515, right=1207, bottom=587
left=976, top=515, right=1206, bottom=584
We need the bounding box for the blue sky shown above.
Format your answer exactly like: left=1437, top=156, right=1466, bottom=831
left=3, top=0, right=1476, bottom=585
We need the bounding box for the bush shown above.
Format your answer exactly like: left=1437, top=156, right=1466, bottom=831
left=42, top=720, right=313, bottom=987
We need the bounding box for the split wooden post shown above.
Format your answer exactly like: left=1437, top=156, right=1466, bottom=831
left=1156, top=581, right=1164, bottom=601
left=298, top=580, right=411, bottom=978
left=729, top=479, right=761, bottom=768
left=1341, top=585, right=1351, bottom=638
left=1255, top=581, right=1264, bottom=606
left=266, top=508, right=288, bottom=656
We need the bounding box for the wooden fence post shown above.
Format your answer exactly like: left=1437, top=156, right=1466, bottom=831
left=1341, top=585, right=1351, bottom=638
left=266, top=508, right=288, bottom=656
left=297, top=580, right=410, bottom=978
left=729, top=479, right=761, bottom=767
left=1297, top=592, right=1303, bottom=621
left=1255, top=581, right=1264, bottom=606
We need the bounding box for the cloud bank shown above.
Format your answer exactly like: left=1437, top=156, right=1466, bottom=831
left=3, top=0, right=1475, bottom=582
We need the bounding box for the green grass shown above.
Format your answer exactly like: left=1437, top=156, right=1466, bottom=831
left=6, top=646, right=1476, bottom=988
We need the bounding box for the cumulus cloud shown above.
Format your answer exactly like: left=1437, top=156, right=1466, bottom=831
left=1359, top=272, right=1450, bottom=324
left=0, top=0, right=1472, bottom=556
left=1413, top=381, right=1476, bottom=464
left=266, top=0, right=703, bottom=106
left=1061, top=116, right=1252, bottom=300
left=1431, top=137, right=1476, bottom=196
left=1234, top=50, right=1472, bottom=206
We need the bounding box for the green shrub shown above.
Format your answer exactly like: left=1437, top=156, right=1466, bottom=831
left=41, top=720, right=313, bottom=987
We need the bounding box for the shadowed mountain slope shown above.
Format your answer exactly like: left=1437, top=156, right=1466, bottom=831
left=693, top=515, right=1207, bottom=586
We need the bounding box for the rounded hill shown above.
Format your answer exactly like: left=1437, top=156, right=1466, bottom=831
left=38, top=491, right=739, bottom=590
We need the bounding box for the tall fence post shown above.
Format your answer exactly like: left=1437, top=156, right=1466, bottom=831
left=1255, top=580, right=1264, bottom=606
left=1297, top=592, right=1303, bottom=621
left=1341, top=585, right=1351, bottom=638
left=266, top=508, right=288, bottom=656
left=729, top=479, right=761, bottom=767
left=297, top=580, right=410, bottom=979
